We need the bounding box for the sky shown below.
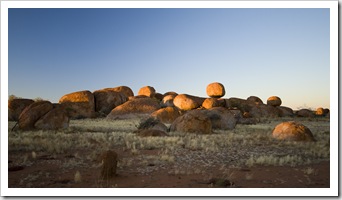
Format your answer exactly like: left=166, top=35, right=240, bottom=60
left=8, top=8, right=330, bottom=110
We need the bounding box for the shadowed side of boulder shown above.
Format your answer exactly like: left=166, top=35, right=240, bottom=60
left=18, top=101, right=54, bottom=130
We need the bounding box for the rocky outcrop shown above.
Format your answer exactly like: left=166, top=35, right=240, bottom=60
left=151, top=107, right=182, bottom=124
left=138, top=86, right=156, bottom=98
left=106, top=98, right=161, bottom=119
left=18, top=101, right=54, bottom=130
left=202, top=107, right=237, bottom=130
left=267, top=96, right=282, bottom=107
left=272, top=121, right=316, bottom=142
left=206, top=82, right=225, bottom=98
left=136, top=117, right=168, bottom=132
left=34, top=105, right=69, bottom=130
left=93, top=89, right=127, bottom=115
left=173, top=94, right=205, bottom=111
left=8, top=98, right=34, bottom=121
left=59, top=90, right=96, bottom=119
left=170, top=109, right=212, bottom=134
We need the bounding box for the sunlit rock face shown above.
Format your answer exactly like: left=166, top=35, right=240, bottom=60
left=201, top=107, right=237, bottom=130
left=173, top=94, right=205, bottom=111
left=18, top=101, right=53, bottom=130
left=8, top=98, right=34, bottom=121
left=266, top=96, right=282, bottom=107
left=315, top=107, right=326, bottom=116
left=206, top=82, right=226, bottom=98
left=296, top=109, right=315, bottom=118
left=34, top=105, right=69, bottom=130
left=202, top=98, right=225, bottom=109
left=246, top=96, right=263, bottom=105
left=110, top=86, right=134, bottom=98
left=93, top=89, right=127, bottom=115
left=161, top=94, right=176, bottom=108
left=59, top=90, right=96, bottom=119
left=151, top=107, right=182, bottom=124
left=106, top=97, right=161, bottom=119
left=170, top=109, right=212, bottom=134
left=272, top=121, right=316, bottom=142
left=138, top=86, right=156, bottom=98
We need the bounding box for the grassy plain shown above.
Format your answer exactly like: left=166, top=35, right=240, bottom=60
left=8, top=116, right=330, bottom=188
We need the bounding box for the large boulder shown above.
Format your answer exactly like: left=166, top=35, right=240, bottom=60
left=138, top=86, right=156, bottom=98
left=34, top=105, right=69, bottom=130
left=136, top=117, right=168, bottom=133
left=272, top=121, right=316, bottom=142
left=59, top=90, right=96, bottom=119
left=225, top=97, right=252, bottom=112
left=93, top=89, right=127, bottom=115
left=151, top=107, right=182, bottom=124
left=296, top=109, right=315, bottom=118
left=107, top=98, right=161, bottom=119
left=246, top=96, right=263, bottom=105
left=173, top=94, right=205, bottom=111
left=267, top=96, right=282, bottom=107
left=110, top=86, right=134, bottom=98
left=249, top=104, right=280, bottom=118
left=8, top=98, right=34, bottom=121
left=315, top=107, right=325, bottom=116
left=206, top=82, right=226, bottom=98
left=277, top=106, right=294, bottom=117
left=170, top=109, right=212, bottom=134
left=202, top=107, right=237, bottom=130
left=202, top=98, right=225, bottom=109
left=161, top=94, right=176, bottom=107
left=18, top=101, right=54, bottom=130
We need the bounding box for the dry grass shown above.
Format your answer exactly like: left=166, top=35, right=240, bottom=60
left=8, top=116, right=330, bottom=172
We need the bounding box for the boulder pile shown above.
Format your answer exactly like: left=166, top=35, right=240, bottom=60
left=9, top=83, right=329, bottom=134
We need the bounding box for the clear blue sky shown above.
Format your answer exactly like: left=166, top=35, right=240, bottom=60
left=8, top=8, right=330, bottom=110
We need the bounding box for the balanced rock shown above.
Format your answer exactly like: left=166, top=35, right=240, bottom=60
left=202, top=107, right=237, bottom=130
left=173, top=94, right=205, bottom=111
left=107, top=98, right=161, bottom=119
left=272, top=121, right=316, bottom=142
left=59, top=90, right=96, bottom=119
left=206, top=82, right=225, bottom=98
left=8, top=98, right=34, bottom=121
left=151, top=107, right=182, bottom=124
left=93, top=89, right=127, bottom=115
left=138, top=86, right=156, bottom=98
left=34, top=105, right=69, bottom=130
left=267, top=96, right=282, bottom=107
left=170, top=109, right=212, bottom=134
left=100, top=150, right=118, bottom=179
left=18, top=101, right=53, bottom=130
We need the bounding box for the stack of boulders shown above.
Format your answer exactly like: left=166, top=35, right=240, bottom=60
left=9, top=83, right=330, bottom=133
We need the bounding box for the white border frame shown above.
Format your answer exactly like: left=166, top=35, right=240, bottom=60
left=1, top=0, right=338, bottom=197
